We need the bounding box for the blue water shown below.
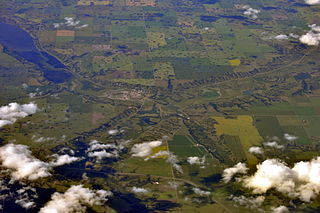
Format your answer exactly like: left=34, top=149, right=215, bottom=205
left=0, top=22, right=36, bottom=51
left=0, top=21, right=71, bottom=83
left=200, top=16, right=220, bottom=22
left=294, top=72, right=311, bottom=80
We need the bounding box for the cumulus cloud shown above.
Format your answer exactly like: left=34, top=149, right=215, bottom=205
left=131, top=141, right=162, bottom=158
left=284, top=133, right=298, bottom=142
left=64, top=17, right=80, bottom=27
left=148, top=150, right=169, bottom=160
left=305, top=0, right=320, bottom=5
left=230, top=195, right=265, bottom=209
left=39, top=185, right=112, bottom=213
left=50, top=154, right=82, bottom=167
left=222, top=162, right=248, bottom=183
left=0, top=180, right=39, bottom=210
left=263, top=141, right=284, bottom=149
left=15, top=186, right=38, bottom=209
left=299, top=24, right=320, bottom=46
left=86, top=140, right=126, bottom=161
left=88, top=150, right=116, bottom=160
left=289, top=33, right=299, bottom=39
left=187, top=156, right=205, bottom=165
left=242, top=5, right=260, bottom=19
left=32, top=135, right=55, bottom=143
left=192, top=188, right=211, bottom=196
left=76, top=24, right=89, bottom=29
left=274, top=34, right=289, bottom=40
left=167, top=153, right=183, bottom=174
left=266, top=33, right=299, bottom=41
left=0, top=143, right=50, bottom=180
left=248, top=146, right=263, bottom=155
left=108, top=129, right=119, bottom=135
left=53, top=17, right=88, bottom=29
left=0, top=102, right=38, bottom=128
left=0, top=144, right=83, bottom=180
left=240, top=157, right=320, bottom=202
left=131, top=187, right=149, bottom=194
left=271, top=205, right=289, bottom=213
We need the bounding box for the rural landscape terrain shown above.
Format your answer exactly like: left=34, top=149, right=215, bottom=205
left=0, top=0, right=320, bottom=212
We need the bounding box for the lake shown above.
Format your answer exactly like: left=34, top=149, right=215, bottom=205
left=0, top=21, right=72, bottom=83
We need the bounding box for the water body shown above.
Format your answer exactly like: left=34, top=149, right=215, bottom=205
left=294, top=72, right=311, bottom=80
left=200, top=16, right=220, bottom=22
left=0, top=22, right=37, bottom=51
left=0, top=21, right=72, bottom=83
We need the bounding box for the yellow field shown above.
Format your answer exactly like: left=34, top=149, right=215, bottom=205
left=213, top=115, right=263, bottom=164
left=150, top=146, right=168, bottom=159
left=147, top=32, right=167, bottom=49
left=54, top=48, right=73, bottom=55
left=153, top=62, right=175, bottom=80
left=77, top=0, right=110, bottom=5
left=229, top=59, right=241, bottom=66
left=276, top=115, right=300, bottom=126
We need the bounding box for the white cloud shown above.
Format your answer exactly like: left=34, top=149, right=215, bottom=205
left=299, top=24, right=320, bottom=46
left=242, top=6, right=260, bottom=19
left=0, top=143, right=50, bottom=180
left=284, top=133, right=298, bottom=142
left=0, top=102, right=38, bottom=128
left=147, top=150, right=169, bottom=160
left=230, top=195, right=265, bottom=209
left=64, top=17, right=80, bottom=27
left=53, top=23, right=61, bottom=28
left=108, top=129, right=119, bottom=135
left=22, top=83, right=28, bottom=89
left=32, top=135, right=55, bottom=143
left=53, top=17, right=88, bottom=29
left=0, top=180, right=39, bottom=210
left=271, top=205, right=289, bottom=213
left=50, top=154, right=82, bottom=167
left=0, top=144, right=83, bottom=180
left=76, top=24, right=89, bottom=29
left=131, top=141, right=162, bottom=158
left=15, top=186, right=38, bottom=209
left=131, top=187, right=149, bottom=194
left=274, top=34, right=289, bottom=40
left=187, top=156, right=205, bottom=165
left=263, top=141, right=284, bottom=149
left=289, top=33, right=299, bottom=39
left=192, top=188, right=210, bottom=196
left=248, top=146, right=263, bottom=155
left=222, top=162, right=248, bottom=183
left=305, top=0, right=320, bottom=5
left=240, top=157, right=320, bottom=202
left=88, top=150, right=117, bottom=160
left=15, top=199, right=35, bottom=209
left=167, top=153, right=183, bottom=174
left=87, top=140, right=117, bottom=151
left=39, top=185, right=112, bottom=213
left=86, top=140, right=126, bottom=161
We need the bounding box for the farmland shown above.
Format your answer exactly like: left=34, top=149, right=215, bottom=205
left=0, top=0, right=320, bottom=212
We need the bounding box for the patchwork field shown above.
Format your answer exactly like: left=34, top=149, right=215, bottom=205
left=1, top=0, right=320, bottom=212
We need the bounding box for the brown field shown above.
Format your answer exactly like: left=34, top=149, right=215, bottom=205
left=92, top=113, right=105, bottom=125
left=56, top=30, right=75, bottom=37
left=271, top=14, right=288, bottom=20
left=39, top=31, right=56, bottom=43
left=126, top=0, right=156, bottom=6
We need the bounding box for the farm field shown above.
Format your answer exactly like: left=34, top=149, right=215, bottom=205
left=0, top=0, right=320, bottom=212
